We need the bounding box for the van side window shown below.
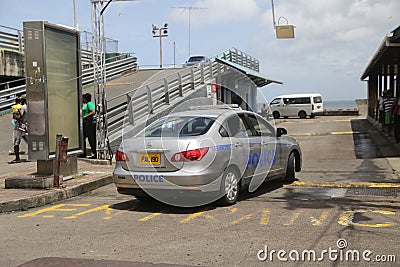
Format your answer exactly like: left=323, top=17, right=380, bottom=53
left=270, top=98, right=280, bottom=105
left=313, top=96, right=322, bottom=103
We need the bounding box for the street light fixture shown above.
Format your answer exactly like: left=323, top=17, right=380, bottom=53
left=152, top=23, right=168, bottom=68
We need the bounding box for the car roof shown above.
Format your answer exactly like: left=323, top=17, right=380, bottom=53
left=164, top=108, right=252, bottom=119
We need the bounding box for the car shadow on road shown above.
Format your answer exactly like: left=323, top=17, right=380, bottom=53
left=109, top=179, right=288, bottom=214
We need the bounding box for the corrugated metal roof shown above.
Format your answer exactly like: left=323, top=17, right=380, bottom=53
left=361, top=25, right=400, bottom=80
left=215, top=58, right=283, bottom=87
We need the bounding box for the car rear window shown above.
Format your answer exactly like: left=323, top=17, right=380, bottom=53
left=188, top=56, right=205, bottom=62
left=141, top=117, right=215, bottom=137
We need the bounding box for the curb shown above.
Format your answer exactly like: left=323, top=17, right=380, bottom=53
left=0, top=175, right=113, bottom=213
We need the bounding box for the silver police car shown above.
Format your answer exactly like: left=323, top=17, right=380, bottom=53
left=113, top=106, right=302, bottom=206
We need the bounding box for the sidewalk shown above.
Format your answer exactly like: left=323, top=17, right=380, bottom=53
left=0, top=158, right=114, bottom=213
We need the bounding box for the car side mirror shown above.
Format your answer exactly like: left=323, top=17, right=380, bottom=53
left=276, top=127, right=287, bottom=137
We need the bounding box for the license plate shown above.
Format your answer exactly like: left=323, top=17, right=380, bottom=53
left=139, top=153, right=161, bottom=165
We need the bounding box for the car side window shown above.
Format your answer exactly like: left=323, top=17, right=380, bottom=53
left=226, top=115, right=253, bottom=138
left=219, top=125, right=229, bottom=137
left=247, top=114, right=274, bottom=137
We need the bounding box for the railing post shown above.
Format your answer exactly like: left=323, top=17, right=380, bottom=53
left=177, top=73, right=183, bottom=97
left=127, top=94, right=134, bottom=125
left=200, top=64, right=205, bottom=84
left=163, top=78, right=170, bottom=104
left=209, top=61, right=214, bottom=79
left=17, top=30, right=23, bottom=52
left=146, top=85, right=153, bottom=113
left=190, top=69, right=195, bottom=90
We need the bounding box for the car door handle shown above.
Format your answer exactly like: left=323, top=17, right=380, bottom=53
left=234, top=143, right=243, bottom=148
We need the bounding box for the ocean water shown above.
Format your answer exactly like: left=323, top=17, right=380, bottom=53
left=257, top=100, right=358, bottom=111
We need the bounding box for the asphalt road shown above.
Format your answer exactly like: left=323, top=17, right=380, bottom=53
left=1, top=115, right=399, bottom=267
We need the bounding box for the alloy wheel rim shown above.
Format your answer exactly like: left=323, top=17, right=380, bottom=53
left=225, top=172, right=238, bottom=201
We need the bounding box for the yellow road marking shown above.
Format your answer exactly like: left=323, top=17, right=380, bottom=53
left=18, top=204, right=91, bottom=218
left=311, top=211, right=329, bottom=226
left=331, top=131, right=359, bottom=135
left=103, top=210, right=129, bottom=220
left=338, top=210, right=395, bottom=228
left=224, top=207, right=238, bottom=214
left=42, top=215, right=55, bottom=219
left=230, top=214, right=253, bottom=225
left=106, top=82, right=131, bottom=86
left=180, top=211, right=205, bottom=224
left=139, top=212, right=163, bottom=222
left=284, top=210, right=303, bottom=226
left=260, top=209, right=270, bottom=225
left=291, top=181, right=400, bottom=188
left=65, top=204, right=111, bottom=219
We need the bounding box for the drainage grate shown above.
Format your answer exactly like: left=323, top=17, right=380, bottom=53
left=346, top=187, right=398, bottom=197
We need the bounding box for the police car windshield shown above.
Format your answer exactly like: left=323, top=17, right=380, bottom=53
left=141, top=116, right=215, bottom=137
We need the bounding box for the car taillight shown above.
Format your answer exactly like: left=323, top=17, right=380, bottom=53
left=171, top=147, right=209, bottom=162
left=115, top=150, right=129, bottom=161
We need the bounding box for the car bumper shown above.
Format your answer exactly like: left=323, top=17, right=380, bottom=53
left=113, top=166, right=224, bottom=193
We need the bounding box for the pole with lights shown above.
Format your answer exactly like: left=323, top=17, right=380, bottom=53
left=152, top=23, right=168, bottom=68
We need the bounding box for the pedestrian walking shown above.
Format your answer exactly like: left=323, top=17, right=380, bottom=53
left=378, top=92, right=385, bottom=131
left=80, top=93, right=97, bottom=159
left=383, top=94, right=396, bottom=136
left=392, top=97, right=400, bottom=143
left=9, top=98, right=24, bottom=164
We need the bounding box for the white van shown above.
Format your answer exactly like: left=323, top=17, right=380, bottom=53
left=270, top=94, right=323, bottom=119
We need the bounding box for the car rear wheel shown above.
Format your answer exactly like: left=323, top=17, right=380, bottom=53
left=299, top=111, right=307, bottom=119
left=284, top=152, right=296, bottom=182
left=273, top=111, right=280, bottom=119
left=218, top=167, right=240, bottom=206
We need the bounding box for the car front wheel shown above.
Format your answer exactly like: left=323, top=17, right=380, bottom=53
left=284, top=152, right=296, bottom=182
left=218, top=167, right=240, bottom=206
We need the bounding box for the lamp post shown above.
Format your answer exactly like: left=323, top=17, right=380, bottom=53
left=152, top=23, right=168, bottom=68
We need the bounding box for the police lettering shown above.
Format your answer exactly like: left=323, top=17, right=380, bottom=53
left=246, top=150, right=276, bottom=170
left=133, top=174, right=164, bottom=183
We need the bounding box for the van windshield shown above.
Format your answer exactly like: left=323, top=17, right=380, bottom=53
left=313, top=96, right=322, bottom=103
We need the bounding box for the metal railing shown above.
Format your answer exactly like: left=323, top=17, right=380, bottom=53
left=0, top=54, right=137, bottom=112
left=106, top=61, right=224, bottom=141
left=218, top=47, right=259, bottom=72
left=106, top=47, right=260, bottom=142
left=0, top=25, right=23, bottom=52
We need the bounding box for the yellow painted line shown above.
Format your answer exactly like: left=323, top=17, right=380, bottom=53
left=65, top=204, right=111, bottom=219
left=103, top=209, right=129, bottom=220
left=284, top=210, right=303, bottom=226
left=291, top=181, right=400, bottom=188
left=371, top=210, right=396, bottom=215
left=331, top=131, right=359, bottom=135
left=230, top=214, right=253, bottom=225
left=260, top=209, right=270, bottom=225
left=139, top=212, right=163, bottom=222
left=224, top=207, right=238, bottom=214
left=291, top=131, right=363, bottom=137
left=311, top=211, right=329, bottom=226
left=180, top=211, right=205, bottom=224
left=18, top=204, right=91, bottom=218
left=338, top=210, right=395, bottom=228
left=42, top=215, right=55, bottom=219
left=332, top=119, right=351, bottom=122
left=106, top=82, right=131, bottom=86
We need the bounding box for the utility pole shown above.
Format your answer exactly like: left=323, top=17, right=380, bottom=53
left=152, top=23, right=169, bottom=68
left=90, top=0, right=137, bottom=161
left=173, top=6, right=207, bottom=57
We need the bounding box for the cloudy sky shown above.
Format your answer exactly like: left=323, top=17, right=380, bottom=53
left=1, top=0, right=399, bottom=101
